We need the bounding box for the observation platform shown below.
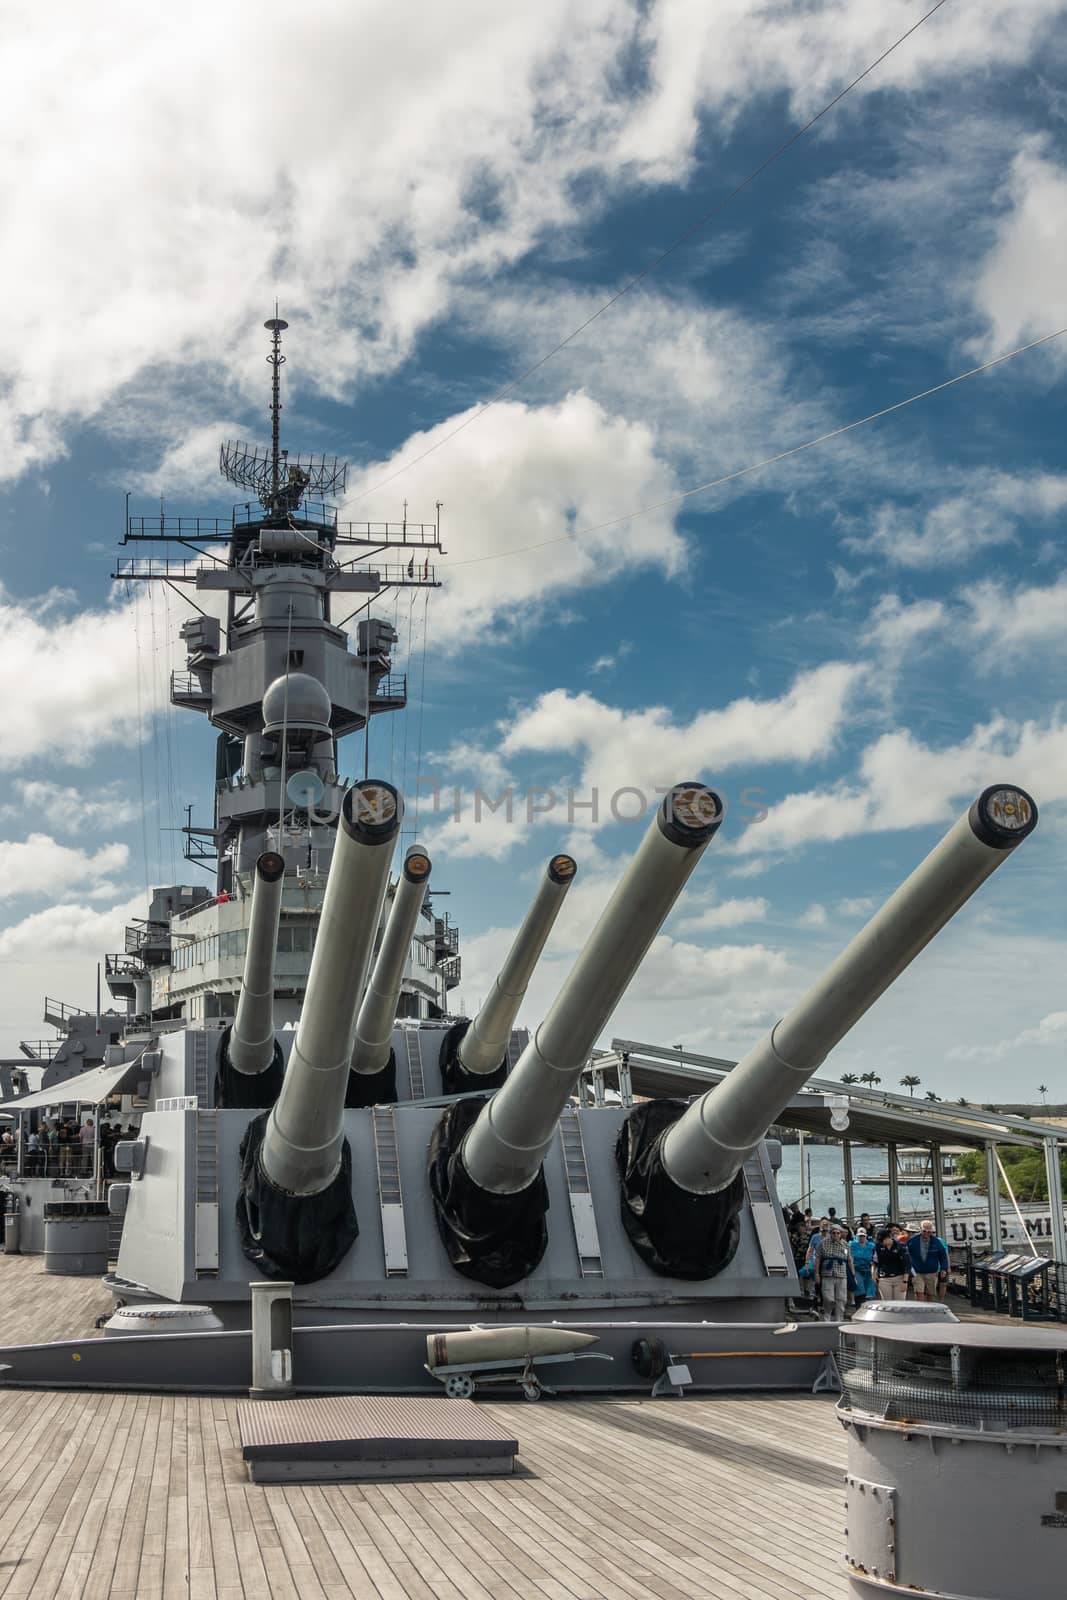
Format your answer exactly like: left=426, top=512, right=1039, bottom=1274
left=0, top=1252, right=849, bottom=1598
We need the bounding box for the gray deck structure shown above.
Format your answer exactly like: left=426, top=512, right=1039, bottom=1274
left=0, top=1254, right=849, bottom=1599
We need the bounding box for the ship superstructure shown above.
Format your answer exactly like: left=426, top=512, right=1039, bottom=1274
left=106, top=316, right=454, bottom=1033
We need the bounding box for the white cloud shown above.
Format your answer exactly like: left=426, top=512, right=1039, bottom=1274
left=962, top=573, right=1067, bottom=651
left=948, top=1009, right=1067, bottom=1064
left=0, top=780, right=141, bottom=831
left=349, top=394, right=685, bottom=636
left=839, top=896, right=876, bottom=918
left=0, top=834, right=129, bottom=902
left=501, top=662, right=861, bottom=796
left=845, top=473, right=1067, bottom=568
left=865, top=593, right=946, bottom=652
left=678, top=896, right=769, bottom=932
left=0, top=896, right=142, bottom=1052
left=972, top=146, right=1067, bottom=358
left=737, top=715, right=1067, bottom=856
left=1, top=1, right=1064, bottom=478
left=0, top=583, right=185, bottom=770
left=797, top=902, right=828, bottom=929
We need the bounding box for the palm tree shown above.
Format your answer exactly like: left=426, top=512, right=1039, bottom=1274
left=1038, top=1084, right=1049, bottom=1105
left=840, top=1073, right=859, bottom=1085
left=859, top=1071, right=882, bottom=1088
left=900, top=1074, right=921, bottom=1096
left=957, top=1096, right=970, bottom=1107
left=925, top=1090, right=938, bottom=1102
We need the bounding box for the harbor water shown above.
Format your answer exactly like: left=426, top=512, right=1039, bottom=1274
left=775, top=1142, right=979, bottom=1222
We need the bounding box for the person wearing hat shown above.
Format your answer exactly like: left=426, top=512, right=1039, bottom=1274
left=874, top=1225, right=912, bottom=1300
left=849, top=1226, right=876, bottom=1305
left=907, top=1218, right=949, bottom=1300
left=813, top=1222, right=852, bottom=1321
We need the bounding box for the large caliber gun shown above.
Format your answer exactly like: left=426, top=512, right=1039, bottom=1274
left=438, top=853, right=578, bottom=1094
left=218, top=851, right=286, bottom=1108
left=348, top=845, right=433, bottom=1106
left=615, top=785, right=1039, bottom=1278
left=237, top=780, right=401, bottom=1281
left=429, top=785, right=724, bottom=1286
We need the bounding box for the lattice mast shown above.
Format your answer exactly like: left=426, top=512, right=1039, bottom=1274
left=219, top=316, right=348, bottom=520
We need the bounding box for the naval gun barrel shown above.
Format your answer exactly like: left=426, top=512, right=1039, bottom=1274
left=349, top=845, right=432, bottom=1084
left=259, top=780, right=401, bottom=1197
left=430, top=784, right=722, bottom=1286
left=455, top=854, right=578, bottom=1078
left=464, top=785, right=722, bottom=1195
left=227, top=851, right=286, bottom=1078
left=661, top=784, right=1039, bottom=1199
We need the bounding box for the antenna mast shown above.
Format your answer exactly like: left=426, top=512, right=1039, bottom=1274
left=265, top=311, right=288, bottom=503
left=220, top=315, right=347, bottom=517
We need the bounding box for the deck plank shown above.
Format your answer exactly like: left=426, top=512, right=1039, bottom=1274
left=0, top=1255, right=849, bottom=1599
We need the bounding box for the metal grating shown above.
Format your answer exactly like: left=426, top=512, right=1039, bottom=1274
left=238, top=1394, right=517, bottom=1452
left=839, top=1340, right=1067, bottom=1430
left=559, top=1106, right=603, bottom=1277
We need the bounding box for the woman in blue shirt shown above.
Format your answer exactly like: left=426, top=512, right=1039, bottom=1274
left=849, top=1227, right=876, bottom=1304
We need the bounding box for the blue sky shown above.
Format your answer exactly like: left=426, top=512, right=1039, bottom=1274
left=0, top=0, right=1064, bottom=1099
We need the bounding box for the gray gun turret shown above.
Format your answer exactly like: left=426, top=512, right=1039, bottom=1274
left=430, top=784, right=723, bottom=1286
left=617, top=784, right=1039, bottom=1279
left=237, top=779, right=401, bottom=1282
left=440, top=853, right=577, bottom=1094
left=217, top=851, right=286, bottom=1108
left=347, top=844, right=433, bottom=1106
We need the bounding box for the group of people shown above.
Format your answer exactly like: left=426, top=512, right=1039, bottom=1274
left=784, top=1205, right=950, bottom=1321
left=2, top=1118, right=138, bottom=1179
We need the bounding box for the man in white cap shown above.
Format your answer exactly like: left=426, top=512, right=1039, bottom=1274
left=813, top=1222, right=851, bottom=1321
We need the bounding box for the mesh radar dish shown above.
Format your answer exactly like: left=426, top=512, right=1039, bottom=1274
left=219, top=317, right=349, bottom=515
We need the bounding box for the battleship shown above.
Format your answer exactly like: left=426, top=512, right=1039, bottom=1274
left=0, top=320, right=1042, bottom=1401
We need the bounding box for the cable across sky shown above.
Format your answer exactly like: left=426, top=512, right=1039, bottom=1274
left=446, top=327, right=1067, bottom=567
left=348, top=0, right=955, bottom=506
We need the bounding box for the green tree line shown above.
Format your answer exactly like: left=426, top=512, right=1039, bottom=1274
left=956, top=1145, right=1067, bottom=1202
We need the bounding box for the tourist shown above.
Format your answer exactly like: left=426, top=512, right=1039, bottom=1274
left=907, top=1219, right=949, bottom=1301
left=849, top=1228, right=876, bottom=1305
left=874, top=1226, right=911, bottom=1300
left=827, top=1206, right=852, bottom=1239
left=79, top=1117, right=96, bottom=1176
left=813, top=1223, right=852, bottom=1321
left=25, top=1129, right=43, bottom=1177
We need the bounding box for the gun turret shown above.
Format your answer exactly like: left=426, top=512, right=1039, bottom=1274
left=440, top=854, right=577, bottom=1094
left=218, top=851, right=286, bottom=1108
left=617, top=784, right=1039, bottom=1279
left=430, top=784, right=723, bottom=1286
left=348, top=845, right=433, bottom=1105
left=237, top=780, right=401, bottom=1282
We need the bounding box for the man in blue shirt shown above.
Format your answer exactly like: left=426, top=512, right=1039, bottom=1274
left=907, top=1219, right=949, bottom=1300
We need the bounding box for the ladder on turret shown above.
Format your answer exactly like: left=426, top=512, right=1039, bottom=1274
left=559, top=1106, right=603, bottom=1277
left=743, top=1153, right=789, bottom=1275
left=401, top=1031, right=426, bottom=1099
left=372, top=1106, right=408, bottom=1276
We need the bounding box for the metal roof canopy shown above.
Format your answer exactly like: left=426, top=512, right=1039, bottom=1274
left=0, top=1056, right=147, bottom=1113
left=603, top=1039, right=1067, bottom=1152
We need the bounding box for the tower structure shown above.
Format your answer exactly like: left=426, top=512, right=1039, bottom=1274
left=107, top=318, right=452, bottom=1026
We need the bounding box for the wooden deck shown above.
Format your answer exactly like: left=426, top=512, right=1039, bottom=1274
left=0, top=1255, right=848, bottom=1599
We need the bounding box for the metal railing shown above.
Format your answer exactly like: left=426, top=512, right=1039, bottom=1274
left=171, top=670, right=211, bottom=701
left=371, top=674, right=407, bottom=704
left=42, top=997, right=84, bottom=1027
left=105, top=953, right=144, bottom=979
left=18, top=1040, right=62, bottom=1062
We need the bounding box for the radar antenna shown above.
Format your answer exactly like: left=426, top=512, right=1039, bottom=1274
left=219, top=314, right=348, bottom=518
